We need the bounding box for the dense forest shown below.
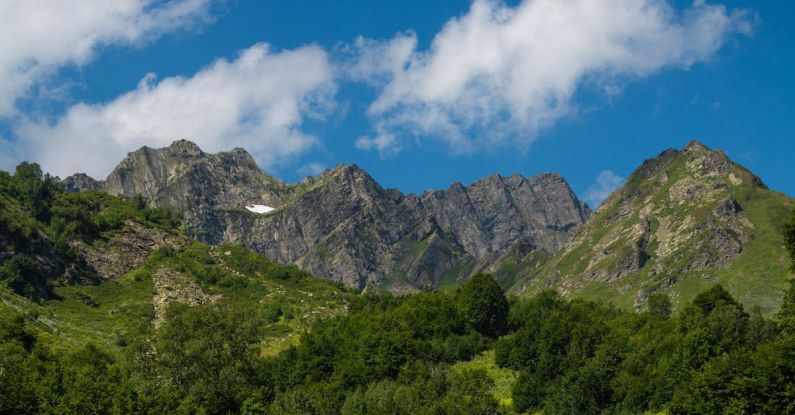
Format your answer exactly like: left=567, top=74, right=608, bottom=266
left=2, top=163, right=795, bottom=414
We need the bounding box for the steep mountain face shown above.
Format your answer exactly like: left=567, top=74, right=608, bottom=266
left=63, top=173, right=104, bottom=193
left=512, top=141, right=793, bottom=314
left=67, top=140, right=590, bottom=291
left=222, top=165, right=590, bottom=290
left=422, top=173, right=590, bottom=255
left=100, top=140, right=292, bottom=243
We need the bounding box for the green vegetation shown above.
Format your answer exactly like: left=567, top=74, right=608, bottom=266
left=0, top=275, right=506, bottom=414
left=2, top=160, right=795, bottom=413
left=457, top=273, right=509, bottom=337
left=0, top=162, right=181, bottom=300
left=4, top=268, right=795, bottom=414
left=452, top=350, right=518, bottom=410
left=0, top=162, right=351, bottom=355
left=513, top=145, right=794, bottom=315
left=784, top=207, right=795, bottom=272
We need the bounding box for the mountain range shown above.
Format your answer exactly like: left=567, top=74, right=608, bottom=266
left=3, top=135, right=795, bottom=414
left=65, top=139, right=591, bottom=292
left=63, top=139, right=793, bottom=312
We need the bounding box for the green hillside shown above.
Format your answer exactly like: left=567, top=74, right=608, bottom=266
left=511, top=141, right=794, bottom=314
left=0, top=163, right=352, bottom=356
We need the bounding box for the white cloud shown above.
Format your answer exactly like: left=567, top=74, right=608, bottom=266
left=585, top=170, right=624, bottom=208
left=0, top=137, right=19, bottom=172
left=0, top=0, right=216, bottom=117
left=297, top=162, right=327, bottom=177
left=352, top=0, right=753, bottom=154
left=17, top=43, right=336, bottom=178
left=355, top=128, right=401, bottom=155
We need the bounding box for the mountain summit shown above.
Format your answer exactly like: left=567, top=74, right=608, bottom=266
left=512, top=140, right=793, bottom=313
left=65, top=140, right=590, bottom=291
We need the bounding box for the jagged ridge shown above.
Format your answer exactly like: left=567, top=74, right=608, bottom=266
left=65, top=140, right=591, bottom=291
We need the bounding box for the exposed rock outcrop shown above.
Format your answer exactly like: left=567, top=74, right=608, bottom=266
left=70, top=140, right=591, bottom=291
left=512, top=140, right=793, bottom=314
left=152, top=267, right=221, bottom=327
left=71, top=221, right=190, bottom=280
left=63, top=173, right=105, bottom=193
left=103, top=139, right=292, bottom=244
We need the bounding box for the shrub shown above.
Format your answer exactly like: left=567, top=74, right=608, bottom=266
left=456, top=273, right=509, bottom=337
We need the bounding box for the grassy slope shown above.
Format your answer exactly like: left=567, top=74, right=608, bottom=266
left=452, top=350, right=518, bottom=412
left=1, top=237, right=352, bottom=357
left=511, top=145, right=794, bottom=315
left=208, top=244, right=353, bottom=356
left=0, top=270, right=155, bottom=353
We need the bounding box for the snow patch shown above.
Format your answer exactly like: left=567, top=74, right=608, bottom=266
left=245, top=204, right=274, bottom=214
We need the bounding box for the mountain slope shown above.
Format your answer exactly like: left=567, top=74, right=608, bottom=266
left=101, top=139, right=292, bottom=243
left=512, top=141, right=794, bottom=314
left=0, top=174, right=351, bottom=353
left=66, top=140, right=590, bottom=291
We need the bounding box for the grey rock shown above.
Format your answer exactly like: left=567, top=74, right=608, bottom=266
left=79, top=140, right=591, bottom=291
left=63, top=173, right=105, bottom=193
left=103, top=139, right=291, bottom=244
left=71, top=221, right=190, bottom=280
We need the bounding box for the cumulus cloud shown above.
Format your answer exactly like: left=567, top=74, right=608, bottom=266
left=17, top=43, right=336, bottom=178
left=297, top=162, right=327, bottom=177
left=585, top=170, right=625, bottom=208
left=352, top=0, right=753, bottom=154
left=0, top=0, right=216, bottom=117
left=0, top=137, right=19, bottom=172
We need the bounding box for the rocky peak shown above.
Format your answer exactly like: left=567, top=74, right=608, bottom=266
left=317, top=164, right=387, bottom=201
left=63, top=173, right=104, bottom=193
left=682, top=139, right=709, bottom=153
left=422, top=170, right=590, bottom=256
left=513, top=141, right=792, bottom=315
left=324, top=163, right=370, bottom=180
left=71, top=140, right=592, bottom=291
left=166, top=139, right=204, bottom=157
left=100, top=140, right=291, bottom=243
left=502, top=172, right=528, bottom=188
left=223, top=147, right=260, bottom=169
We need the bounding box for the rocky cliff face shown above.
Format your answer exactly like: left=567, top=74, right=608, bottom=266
left=422, top=172, right=591, bottom=255
left=512, top=141, right=793, bottom=314
left=102, top=140, right=292, bottom=243
left=70, top=140, right=590, bottom=291
left=63, top=173, right=104, bottom=193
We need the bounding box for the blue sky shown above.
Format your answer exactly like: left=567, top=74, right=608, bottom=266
left=0, top=0, right=792, bottom=206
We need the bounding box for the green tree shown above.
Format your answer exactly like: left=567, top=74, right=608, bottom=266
left=144, top=302, right=266, bottom=414
left=777, top=280, right=795, bottom=332
left=12, top=162, right=63, bottom=222
left=670, top=335, right=795, bottom=415
left=440, top=369, right=499, bottom=415
left=456, top=273, right=509, bottom=337
left=340, top=379, right=428, bottom=415
left=0, top=314, right=36, bottom=351
left=131, top=194, right=148, bottom=211
left=781, top=208, right=795, bottom=330
left=784, top=207, right=795, bottom=271
left=0, top=255, right=44, bottom=300
left=646, top=293, right=672, bottom=318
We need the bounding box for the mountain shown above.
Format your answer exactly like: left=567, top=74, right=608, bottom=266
left=511, top=141, right=794, bottom=314
left=101, top=139, right=292, bottom=243
left=64, top=140, right=590, bottom=291
left=0, top=176, right=350, bottom=352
